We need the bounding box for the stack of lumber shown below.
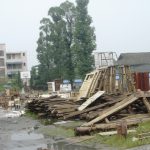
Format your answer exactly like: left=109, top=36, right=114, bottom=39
left=26, top=65, right=150, bottom=136
left=75, top=114, right=150, bottom=136
left=74, top=91, right=150, bottom=135
left=0, top=96, right=11, bottom=109
left=26, top=92, right=150, bottom=136
left=26, top=95, right=79, bottom=119
left=77, top=65, right=135, bottom=101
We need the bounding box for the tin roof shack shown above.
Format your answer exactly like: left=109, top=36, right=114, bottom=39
left=117, top=52, right=150, bottom=91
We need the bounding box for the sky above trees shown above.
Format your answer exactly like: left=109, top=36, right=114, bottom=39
left=0, top=0, right=150, bottom=70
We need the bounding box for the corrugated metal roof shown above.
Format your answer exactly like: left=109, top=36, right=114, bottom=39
left=117, top=52, right=150, bottom=65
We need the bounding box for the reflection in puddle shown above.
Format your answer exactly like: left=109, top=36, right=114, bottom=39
left=48, top=141, right=97, bottom=150
left=11, top=144, right=47, bottom=150
left=11, top=131, right=44, bottom=141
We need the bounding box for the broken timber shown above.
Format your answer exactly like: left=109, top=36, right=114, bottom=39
left=64, top=98, right=122, bottom=120
left=82, top=94, right=138, bottom=126
left=78, top=91, right=105, bottom=111
left=75, top=114, right=150, bottom=135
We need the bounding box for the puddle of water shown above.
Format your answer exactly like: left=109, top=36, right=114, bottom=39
left=11, top=144, right=47, bottom=150
left=0, top=107, right=22, bottom=118
left=11, top=131, right=44, bottom=141
left=48, top=141, right=97, bottom=150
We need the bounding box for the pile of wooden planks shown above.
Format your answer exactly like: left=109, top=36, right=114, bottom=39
left=26, top=65, right=150, bottom=136
left=74, top=91, right=150, bottom=135
left=26, top=95, right=79, bottom=119
left=0, top=96, right=9, bottom=109
left=77, top=65, right=135, bottom=101
left=26, top=92, right=150, bottom=136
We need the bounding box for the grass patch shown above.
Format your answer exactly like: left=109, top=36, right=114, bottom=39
left=25, top=110, right=38, bottom=119
left=25, top=110, right=55, bottom=125
left=81, top=121, right=150, bottom=149
left=25, top=110, right=74, bottom=138
left=40, top=119, right=54, bottom=125
left=39, top=126, right=74, bottom=138
left=25, top=111, right=150, bottom=148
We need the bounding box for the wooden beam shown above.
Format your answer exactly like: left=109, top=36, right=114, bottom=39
left=99, top=130, right=136, bottom=136
left=75, top=114, right=150, bottom=135
left=82, top=94, right=138, bottom=126
left=78, top=91, right=105, bottom=111
left=143, top=97, right=150, bottom=113
left=64, top=98, right=122, bottom=120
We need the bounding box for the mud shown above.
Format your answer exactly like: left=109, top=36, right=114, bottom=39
left=0, top=108, right=100, bottom=150
left=0, top=108, right=150, bottom=150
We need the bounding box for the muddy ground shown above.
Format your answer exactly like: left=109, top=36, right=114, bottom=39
left=0, top=108, right=150, bottom=150
left=0, top=108, right=112, bottom=150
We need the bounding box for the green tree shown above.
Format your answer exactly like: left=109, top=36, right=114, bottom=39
left=12, top=72, right=23, bottom=90
left=30, top=65, right=49, bottom=90
left=48, top=6, right=66, bottom=79
left=74, top=0, right=96, bottom=78
left=35, top=0, right=96, bottom=90
left=60, top=1, right=76, bottom=86
left=36, top=1, right=76, bottom=87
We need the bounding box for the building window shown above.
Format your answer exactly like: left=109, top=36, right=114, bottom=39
left=0, top=58, right=4, bottom=66
left=23, top=53, right=25, bottom=56
left=0, top=68, right=5, bottom=77
left=0, top=51, right=4, bottom=56
left=12, top=54, right=15, bottom=59
left=7, top=54, right=11, bottom=59
left=24, top=63, right=26, bottom=66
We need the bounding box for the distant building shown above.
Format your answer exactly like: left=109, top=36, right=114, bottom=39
left=117, top=52, right=150, bottom=72
left=0, top=44, right=7, bottom=78
left=117, top=52, right=150, bottom=91
left=6, top=51, right=27, bottom=78
left=93, top=52, right=118, bottom=68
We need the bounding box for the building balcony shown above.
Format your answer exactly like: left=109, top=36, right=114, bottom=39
left=6, top=60, right=23, bottom=64
left=7, top=68, right=23, bottom=73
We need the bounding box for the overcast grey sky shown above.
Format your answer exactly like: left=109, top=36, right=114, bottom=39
left=0, top=0, right=150, bottom=70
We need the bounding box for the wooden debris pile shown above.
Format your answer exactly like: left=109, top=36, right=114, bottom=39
left=0, top=96, right=10, bottom=109
left=26, top=95, right=79, bottom=119
left=74, top=91, right=150, bottom=135
left=26, top=65, right=150, bottom=136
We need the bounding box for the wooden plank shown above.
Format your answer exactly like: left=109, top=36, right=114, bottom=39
left=64, top=98, right=122, bottom=120
left=78, top=91, right=105, bottom=111
left=143, top=97, right=150, bottom=113
left=98, top=69, right=107, bottom=90
left=89, top=71, right=102, bottom=95
left=99, top=130, right=136, bottom=136
left=88, top=71, right=99, bottom=95
left=77, top=71, right=97, bottom=100
left=82, top=94, right=138, bottom=126
left=75, top=114, right=150, bottom=135
left=138, top=91, right=150, bottom=113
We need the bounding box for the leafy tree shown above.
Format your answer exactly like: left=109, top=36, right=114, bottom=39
left=30, top=66, right=37, bottom=89
left=48, top=6, right=66, bottom=79
left=59, top=1, right=76, bottom=86
left=36, top=1, right=76, bottom=87
left=30, top=65, right=49, bottom=90
left=35, top=0, right=96, bottom=90
left=74, top=0, right=96, bottom=78
left=12, top=72, right=23, bottom=90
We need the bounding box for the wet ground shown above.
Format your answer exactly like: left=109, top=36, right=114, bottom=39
left=0, top=108, right=150, bottom=150
left=0, top=108, right=105, bottom=150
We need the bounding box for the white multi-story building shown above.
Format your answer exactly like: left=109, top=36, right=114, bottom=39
left=6, top=51, right=27, bottom=78
left=0, top=44, right=7, bottom=78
